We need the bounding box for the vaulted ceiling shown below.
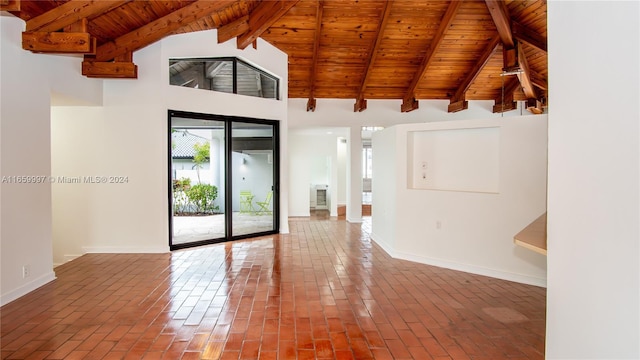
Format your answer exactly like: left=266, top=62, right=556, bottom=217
left=4, top=0, right=547, bottom=113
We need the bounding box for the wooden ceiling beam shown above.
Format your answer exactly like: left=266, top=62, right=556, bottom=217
left=0, top=0, right=19, bottom=12
left=530, top=69, right=548, bottom=91
left=512, top=20, right=547, bottom=53
left=82, top=60, right=137, bottom=79
left=354, top=0, right=393, bottom=113
left=22, top=31, right=95, bottom=54
left=448, top=34, right=501, bottom=113
left=307, top=0, right=324, bottom=112
left=115, top=51, right=133, bottom=63
left=485, top=0, right=514, bottom=48
left=26, top=0, right=129, bottom=33
left=237, top=0, right=299, bottom=50
left=94, top=0, right=235, bottom=62
left=401, top=0, right=462, bottom=113
left=64, top=18, right=88, bottom=33
left=217, top=15, right=249, bottom=44
left=485, top=0, right=542, bottom=113
left=400, top=98, right=419, bottom=113
left=485, top=0, right=520, bottom=72
left=516, top=41, right=537, bottom=99
left=492, top=77, right=520, bottom=113
left=525, top=98, right=544, bottom=114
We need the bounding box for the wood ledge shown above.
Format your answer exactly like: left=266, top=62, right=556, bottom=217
left=514, top=212, right=547, bottom=255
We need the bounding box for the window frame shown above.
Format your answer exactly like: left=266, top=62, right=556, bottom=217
left=169, top=57, right=280, bottom=100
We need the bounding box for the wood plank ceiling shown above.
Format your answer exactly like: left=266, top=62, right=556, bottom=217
left=4, top=0, right=547, bottom=114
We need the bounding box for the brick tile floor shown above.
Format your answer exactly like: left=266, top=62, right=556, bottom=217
left=1, top=215, right=546, bottom=359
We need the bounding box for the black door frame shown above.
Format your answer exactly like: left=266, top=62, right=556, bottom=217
left=168, top=109, right=280, bottom=250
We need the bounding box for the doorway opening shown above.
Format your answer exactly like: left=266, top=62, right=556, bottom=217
left=168, top=110, right=279, bottom=250
left=362, top=126, right=383, bottom=216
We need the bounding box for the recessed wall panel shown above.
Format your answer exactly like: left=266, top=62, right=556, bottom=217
left=408, top=127, right=500, bottom=193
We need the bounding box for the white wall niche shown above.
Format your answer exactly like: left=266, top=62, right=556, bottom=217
left=372, top=116, right=548, bottom=286
left=408, top=126, right=500, bottom=194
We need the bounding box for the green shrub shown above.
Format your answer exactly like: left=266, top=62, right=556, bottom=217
left=172, top=177, right=191, bottom=191
left=172, top=178, right=192, bottom=214
left=185, top=183, right=219, bottom=214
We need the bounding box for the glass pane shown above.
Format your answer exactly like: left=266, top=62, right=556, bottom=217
left=169, top=58, right=278, bottom=100
left=236, top=62, right=278, bottom=99
left=231, top=122, right=275, bottom=237
left=170, top=117, right=226, bottom=246
left=206, top=60, right=233, bottom=94
left=169, top=59, right=233, bottom=93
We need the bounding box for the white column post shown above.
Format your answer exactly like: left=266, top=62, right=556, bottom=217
left=346, top=126, right=362, bottom=223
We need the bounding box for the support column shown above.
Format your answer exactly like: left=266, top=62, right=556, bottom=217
left=346, top=126, right=362, bottom=223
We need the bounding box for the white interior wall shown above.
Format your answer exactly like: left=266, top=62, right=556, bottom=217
left=337, top=138, right=347, bottom=205
left=369, top=128, right=397, bottom=250
left=0, top=16, right=102, bottom=305
left=51, top=29, right=288, bottom=265
left=1, top=16, right=55, bottom=305
left=546, top=1, right=639, bottom=358
left=372, top=116, right=548, bottom=286
left=288, top=98, right=531, bottom=223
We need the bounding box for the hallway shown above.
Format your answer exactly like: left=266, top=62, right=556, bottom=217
left=0, top=215, right=545, bottom=359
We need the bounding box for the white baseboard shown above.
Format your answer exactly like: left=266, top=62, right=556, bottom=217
left=0, top=271, right=56, bottom=306
left=64, top=254, right=83, bottom=262
left=371, top=236, right=546, bottom=288
left=54, top=254, right=84, bottom=268
left=370, top=232, right=394, bottom=254
left=347, top=216, right=363, bottom=223
left=289, top=211, right=311, bottom=217
left=82, top=246, right=169, bottom=254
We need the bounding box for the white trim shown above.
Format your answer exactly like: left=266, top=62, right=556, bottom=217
left=0, top=272, right=56, bottom=306
left=64, top=254, right=83, bottom=262
left=54, top=254, right=84, bottom=268
left=346, top=216, right=363, bottom=223
left=82, top=246, right=169, bottom=254
left=371, top=237, right=546, bottom=288
left=370, top=232, right=394, bottom=255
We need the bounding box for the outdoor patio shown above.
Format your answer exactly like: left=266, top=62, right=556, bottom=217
left=172, top=212, right=274, bottom=244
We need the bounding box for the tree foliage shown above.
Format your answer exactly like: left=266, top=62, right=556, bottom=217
left=192, top=142, right=210, bottom=184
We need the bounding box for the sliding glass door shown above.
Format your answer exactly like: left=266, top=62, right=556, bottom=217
left=231, top=122, right=276, bottom=236
left=169, top=110, right=278, bottom=250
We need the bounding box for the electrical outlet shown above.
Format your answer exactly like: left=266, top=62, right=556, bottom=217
left=22, top=265, right=30, bottom=279
left=436, top=221, right=442, bottom=230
